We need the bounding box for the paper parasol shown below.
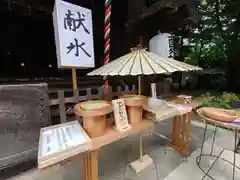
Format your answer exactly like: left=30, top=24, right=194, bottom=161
left=87, top=48, right=202, bottom=76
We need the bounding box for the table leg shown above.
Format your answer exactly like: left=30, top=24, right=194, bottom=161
left=183, top=113, right=191, bottom=155
left=84, top=150, right=99, bottom=180
left=170, top=116, right=181, bottom=152
left=170, top=113, right=191, bottom=156
left=175, top=116, right=182, bottom=149
left=181, top=114, right=186, bottom=150
left=84, top=152, right=90, bottom=180
left=172, top=116, right=177, bottom=145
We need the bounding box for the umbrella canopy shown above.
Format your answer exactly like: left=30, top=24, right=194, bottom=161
left=87, top=48, right=202, bottom=76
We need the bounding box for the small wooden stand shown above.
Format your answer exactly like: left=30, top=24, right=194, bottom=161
left=120, top=94, right=146, bottom=126
left=75, top=100, right=112, bottom=138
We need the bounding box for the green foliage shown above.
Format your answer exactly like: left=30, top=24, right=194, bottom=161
left=201, top=92, right=239, bottom=109
left=174, top=0, right=240, bottom=69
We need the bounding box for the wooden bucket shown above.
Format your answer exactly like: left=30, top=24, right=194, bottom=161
left=75, top=100, right=112, bottom=138
left=120, top=95, right=147, bottom=126
left=126, top=106, right=143, bottom=126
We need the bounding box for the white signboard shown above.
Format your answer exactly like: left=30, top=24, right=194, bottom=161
left=53, top=0, right=95, bottom=68
left=38, top=121, right=91, bottom=169
left=112, top=99, right=131, bottom=132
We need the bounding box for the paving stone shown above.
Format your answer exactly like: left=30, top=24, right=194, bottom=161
left=151, top=147, right=184, bottom=179
left=164, top=132, right=240, bottom=180
left=4, top=116, right=235, bottom=180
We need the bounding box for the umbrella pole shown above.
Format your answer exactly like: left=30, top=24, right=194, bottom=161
left=138, top=75, right=143, bottom=162
left=140, top=133, right=143, bottom=162
left=138, top=75, right=141, bottom=95
left=127, top=75, right=153, bottom=174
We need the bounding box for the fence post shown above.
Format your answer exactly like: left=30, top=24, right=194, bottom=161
left=124, top=84, right=129, bottom=92
left=117, top=86, right=121, bottom=93
left=98, top=87, right=104, bottom=99
left=73, top=89, right=79, bottom=103
left=86, top=88, right=92, bottom=100
left=151, top=83, right=157, bottom=98
left=104, top=86, right=113, bottom=100
left=73, top=89, right=80, bottom=121
left=58, top=90, right=67, bottom=123
left=132, top=84, right=136, bottom=92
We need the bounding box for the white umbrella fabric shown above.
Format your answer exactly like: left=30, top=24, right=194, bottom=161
left=87, top=48, right=202, bottom=76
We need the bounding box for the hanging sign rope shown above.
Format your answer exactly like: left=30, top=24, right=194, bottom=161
left=103, top=0, right=112, bottom=88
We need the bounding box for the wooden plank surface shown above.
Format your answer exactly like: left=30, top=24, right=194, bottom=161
left=90, top=118, right=154, bottom=150
left=168, top=98, right=203, bottom=109
left=89, top=101, right=199, bottom=151
left=182, top=99, right=203, bottom=109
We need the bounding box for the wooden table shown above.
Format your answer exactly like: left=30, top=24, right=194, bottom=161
left=83, top=106, right=196, bottom=180
left=169, top=99, right=202, bottom=156
left=84, top=118, right=154, bottom=180
left=170, top=113, right=191, bottom=155
left=169, top=99, right=202, bottom=155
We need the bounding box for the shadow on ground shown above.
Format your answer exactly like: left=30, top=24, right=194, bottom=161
left=1, top=113, right=217, bottom=180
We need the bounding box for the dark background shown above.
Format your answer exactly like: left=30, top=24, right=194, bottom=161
left=0, top=0, right=129, bottom=78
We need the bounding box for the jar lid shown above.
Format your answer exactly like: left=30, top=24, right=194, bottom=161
left=81, top=100, right=110, bottom=111
left=125, top=96, right=144, bottom=100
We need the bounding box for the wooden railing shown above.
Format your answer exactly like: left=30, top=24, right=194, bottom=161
left=49, top=84, right=136, bottom=123
left=150, top=82, right=172, bottom=98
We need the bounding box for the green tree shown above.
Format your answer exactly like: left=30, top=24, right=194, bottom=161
left=176, top=0, right=238, bottom=67
left=173, top=0, right=240, bottom=90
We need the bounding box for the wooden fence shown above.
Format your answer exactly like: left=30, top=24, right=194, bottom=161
left=49, top=84, right=136, bottom=123
left=48, top=81, right=175, bottom=124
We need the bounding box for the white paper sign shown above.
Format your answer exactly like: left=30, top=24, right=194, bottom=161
left=53, top=0, right=95, bottom=68
left=40, top=122, right=87, bottom=157
left=38, top=121, right=91, bottom=169
left=112, top=99, right=131, bottom=132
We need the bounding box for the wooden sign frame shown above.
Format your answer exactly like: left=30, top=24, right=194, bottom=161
left=53, top=0, right=95, bottom=69
left=38, top=121, right=91, bottom=169
left=112, top=99, right=131, bottom=132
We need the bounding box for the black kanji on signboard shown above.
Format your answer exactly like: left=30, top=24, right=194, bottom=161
left=66, top=38, right=91, bottom=57
left=64, top=9, right=90, bottom=34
